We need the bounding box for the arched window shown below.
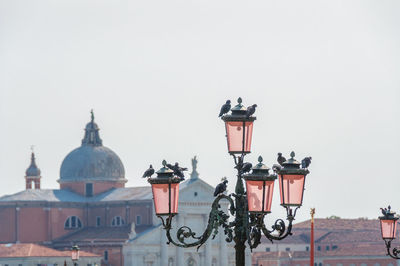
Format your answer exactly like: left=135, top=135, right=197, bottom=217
left=168, top=258, right=174, bottom=266
left=111, top=216, right=125, bottom=226
left=212, top=258, right=217, bottom=266
left=64, top=216, right=82, bottom=229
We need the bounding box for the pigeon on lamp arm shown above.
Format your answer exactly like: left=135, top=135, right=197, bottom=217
left=277, top=153, right=286, bottom=166
left=240, top=162, right=252, bottom=175
left=219, top=100, right=231, bottom=117
left=214, top=177, right=228, bottom=197
left=142, top=165, right=154, bottom=178
left=246, top=104, right=257, bottom=118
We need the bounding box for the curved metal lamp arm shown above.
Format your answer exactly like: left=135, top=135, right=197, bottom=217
left=261, top=206, right=298, bottom=241
left=159, top=194, right=235, bottom=250
left=385, top=239, right=400, bottom=259
left=245, top=206, right=299, bottom=251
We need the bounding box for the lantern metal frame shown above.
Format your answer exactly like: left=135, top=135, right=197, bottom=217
left=149, top=98, right=311, bottom=266
left=379, top=208, right=400, bottom=259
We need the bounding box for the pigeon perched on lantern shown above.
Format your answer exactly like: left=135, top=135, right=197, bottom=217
left=166, top=162, right=188, bottom=181
left=246, top=104, right=257, bottom=118
left=277, top=153, right=286, bottom=166
left=142, top=165, right=155, bottom=178
left=219, top=100, right=231, bottom=117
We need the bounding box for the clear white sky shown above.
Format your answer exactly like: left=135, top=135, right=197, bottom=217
left=0, top=0, right=399, bottom=223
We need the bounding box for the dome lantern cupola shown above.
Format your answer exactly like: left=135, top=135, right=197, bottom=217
left=82, top=110, right=103, bottom=146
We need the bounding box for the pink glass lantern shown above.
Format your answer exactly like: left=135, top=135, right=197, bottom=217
left=244, top=156, right=277, bottom=213
left=379, top=210, right=399, bottom=240
left=71, top=245, right=80, bottom=261
left=277, top=152, right=309, bottom=207
left=148, top=160, right=182, bottom=216
left=221, top=98, right=256, bottom=154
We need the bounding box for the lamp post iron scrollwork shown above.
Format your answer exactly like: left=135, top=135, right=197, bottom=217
left=146, top=98, right=311, bottom=266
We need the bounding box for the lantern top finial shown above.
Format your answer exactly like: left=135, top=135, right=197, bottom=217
left=237, top=97, right=242, bottom=104
left=258, top=156, right=263, bottom=163
left=277, top=151, right=309, bottom=175
left=290, top=151, right=295, bottom=159
left=162, top=160, right=167, bottom=167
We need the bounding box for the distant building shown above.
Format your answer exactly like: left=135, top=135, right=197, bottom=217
left=0, top=243, right=101, bottom=265
left=0, top=113, right=237, bottom=266
left=252, top=218, right=395, bottom=266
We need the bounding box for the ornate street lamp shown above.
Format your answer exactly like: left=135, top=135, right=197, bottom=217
left=71, top=245, right=80, bottom=266
left=378, top=206, right=400, bottom=259
left=147, top=98, right=312, bottom=266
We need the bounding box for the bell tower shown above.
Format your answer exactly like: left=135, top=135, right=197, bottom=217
left=25, top=151, right=41, bottom=189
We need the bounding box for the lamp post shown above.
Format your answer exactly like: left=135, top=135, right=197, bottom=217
left=378, top=206, right=400, bottom=259
left=71, top=245, right=80, bottom=266
left=147, top=98, right=311, bottom=266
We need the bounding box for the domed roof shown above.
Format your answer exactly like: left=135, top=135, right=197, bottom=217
left=26, top=152, right=41, bottom=177
left=59, top=111, right=126, bottom=183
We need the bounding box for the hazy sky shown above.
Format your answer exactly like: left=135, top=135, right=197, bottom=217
left=0, top=0, right=399, bottom=223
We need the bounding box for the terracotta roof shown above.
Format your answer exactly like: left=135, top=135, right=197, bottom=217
left=0, top=243, right=100, bottom=258
left=294, top=218, right=379, bottom=231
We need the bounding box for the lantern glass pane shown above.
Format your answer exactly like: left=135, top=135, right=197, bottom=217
left=71, top=250, right=79, bottom=260
left=279, top=174, right=305, bottom=206
left=381, top=219, right=397, bottom=239
left=151, top=183, right=179, bottom=215
left=246, top=180, right=275, bottom=212
left=225, top=121, right=254, bottom=153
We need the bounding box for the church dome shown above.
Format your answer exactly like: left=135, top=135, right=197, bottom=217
left=59, top=111, right=126, bottom=182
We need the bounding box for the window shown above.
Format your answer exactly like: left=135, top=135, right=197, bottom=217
left=111, top=216, right=125, bottom=226
left=265, top=247, right=270, bottom=252
left=285, top=247, right=291, bottom=251
left=326, top=245, right=330, bottom=250
left=64, top=216, right=82, bottom=229
left=96, top=216, right=101, bottom=227
left=194, top=192, right=198, bottom=196
left=306, top=246, right=309, bottom=251
left=104, top=250, right=108, bottom=261
left=168, top=258, right=174, bottom=266
left=86, top=183, right=93, bottom=197
left=319, top=263, right=322, bottom=266
left=317, top=246, right=321, bottom=251
left=136, top=215, right=142, bottom=225
left=332, top=245, right=338, bottom=250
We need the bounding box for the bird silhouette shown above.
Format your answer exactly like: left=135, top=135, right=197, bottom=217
left=142, top=165, right=154, bottom=178
left=246, top=104, right=257, bottom=118
left=219, top=100, right=231, bottom=117
left=240, top=162, right=252, bottom=175
left=272, top=164, right=282, bottom=173
left=214, top=178, right=228, bottom=196
left=166, top=162, right=187, bottom=181
left=301, top=157, right=312, bottom=169
left=381, top=208, right=388, bottom=216
left=277, top=153, right=286, bottom=166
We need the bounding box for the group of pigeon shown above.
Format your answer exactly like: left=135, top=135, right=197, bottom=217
left=272, top=153, right=312, bottom=172
left=142, top=162, right=188, bottom=181
left=218, top=99, right=257, bottom=118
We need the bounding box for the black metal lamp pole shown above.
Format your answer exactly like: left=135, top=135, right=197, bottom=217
left=148, top=98, right=311, bottom=266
